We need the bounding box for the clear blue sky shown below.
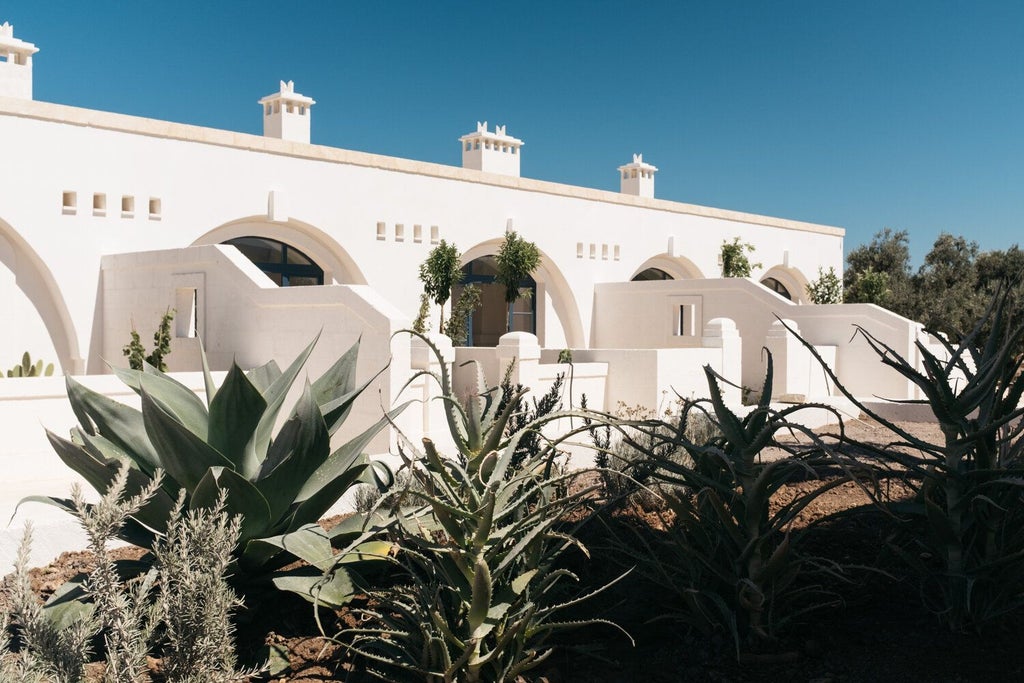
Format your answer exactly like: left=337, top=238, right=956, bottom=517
left=6, top=1, right=1022, bottom=266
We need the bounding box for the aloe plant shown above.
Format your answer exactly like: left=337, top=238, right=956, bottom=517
left=27, top=336, right=402, bottom=607
left=609, top=356, right=860, bottom=656
left=790, top=286, right=1024, bottom=628
left=336, top=333, right=628, bottom=681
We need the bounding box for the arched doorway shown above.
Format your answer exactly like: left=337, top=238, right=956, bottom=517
left=630, top=254, right=704, bottom=281
left=222, top=236, right=323, bottom=286
left=760, top=266, right=810, bottom=304
left=453, top=255, right=537, bottom=347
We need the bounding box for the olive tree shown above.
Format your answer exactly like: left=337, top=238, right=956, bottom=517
left=495, top=231, right=541, bottom=332
left=418, top=240, right=463, bottom=333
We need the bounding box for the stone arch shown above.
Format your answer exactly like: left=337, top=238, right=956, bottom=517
left=191, top=216, right=368, bottom=285
left=760, top=265, right=810, bottom=304
left=630, top=254, right=705, bottom=281
left=0, top=217, right=81, bottom=374
left=459, top=239, right=584, bottom=348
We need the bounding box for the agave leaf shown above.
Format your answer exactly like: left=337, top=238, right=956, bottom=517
left=272, top=567, right=355, bottom=609
left=114, top=365, right=210, bottom=439
left=258, top=383, right=332, bottom=519
left=191, top=466, right=272, bottom=544
left=309, top=339, right=365, bottom=434
left=198, top=335, right=218, bottom=407
left=140, top=387, right=232, bottom=491
left=295, top=403, right=409, bottom=503
left=65, top=376, right=160, bottom=473
left=249, top=523, right=335, bottom=570
left=246, top=359, right=283, bottom=395
left=286, top=464, right=368, bottom=533
left=41, top=430, right=175, bottom=532
left=208, top=363, right=267, bottom=477
left=252, top=336, right=318, bottom=462
left=42, top=575, right=94, bottom=628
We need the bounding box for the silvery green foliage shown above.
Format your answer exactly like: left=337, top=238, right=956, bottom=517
left=31, top=335, right=401, bottom=607
left=337, top=333, right=628, bottom=682
left=6, top=522, right=95, bottom=683
left=156, top=491, right=258, bottom=683
left=794, top=285, right=1024, bottom=628
left=72, top=466, right=163, bottom=683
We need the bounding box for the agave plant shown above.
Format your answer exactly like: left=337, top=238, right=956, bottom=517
left=335, top=333, right=628, bottom=681
left=607, top=355, right=861, bottom=656
left=790, top=286, right=1024, bottom=628
left=27, top=336, right=402, bottom=606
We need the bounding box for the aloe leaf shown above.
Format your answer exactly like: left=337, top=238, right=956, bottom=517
left=208, top=363, right=267, bottom=477
left=65, top=376, right=160, bottom=473
left=140, top=388, right=232, bottom=491
left=191, top=466, right=271, bottom=544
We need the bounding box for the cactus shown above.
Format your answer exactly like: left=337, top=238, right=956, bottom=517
left=5, top=352, right=54, bottom=378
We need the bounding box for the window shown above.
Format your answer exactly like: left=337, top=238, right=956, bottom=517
left=576, top=242, right=583, bottom=258
left=430, top=225, right=439, bottom=244
left=93, top=193, right=106, bottom=216
left=395, top=224, right=405, bottom=242
left=601, top=244, right=609, bottom=260
left=223, top=236, right=324, bottom=287
left=175, top=288, right=198, bottom=338
left=413, top=224, right=422, bottom=243
left=761, top=277, right=792, bottom=300
left=62, top=191, right=77, bottom=215
left=148, top=197, right=162, bottom=219
left=121, top=195, right=135, bottom=218
left=613, top=245, right=621, bottom=261
left=376, top=221, right=386, bottom=240
left=632, top=268, right=673, bottom=281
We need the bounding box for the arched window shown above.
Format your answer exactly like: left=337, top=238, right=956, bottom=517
left=223, top=237, right=323, bottom=286
left=761, top=277, right=792, bottom=300
left=631, top=267, right=674, bottom=281
left=452, top=256, right=536, bottom=347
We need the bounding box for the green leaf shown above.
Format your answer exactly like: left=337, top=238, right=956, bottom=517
left=191, top=466, right=272, bottom=544
left=309, top=339, right=361, bottom=433
left=208, top=363, right=267, bottom=477
left=65, top=376, right=161, bottom=473
left=272, top=567, right=355, bottom=609
left=253, top=336, right=318, bottom=462
left=116, top=366, right=210, bottom=439
left=140, top=386, right=232, bottom=491
left=247, top=523, right=335, bottom=569
left=258, top=383, right=332, bottom=521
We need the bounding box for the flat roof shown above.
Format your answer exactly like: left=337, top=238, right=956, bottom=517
left=0, top=96, right=843, bottom=237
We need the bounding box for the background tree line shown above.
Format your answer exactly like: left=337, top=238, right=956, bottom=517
left=844, top=228, right=1024, bottom=340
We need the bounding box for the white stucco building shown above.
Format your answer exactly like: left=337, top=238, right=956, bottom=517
left=2, top=22, right=951, bottom=570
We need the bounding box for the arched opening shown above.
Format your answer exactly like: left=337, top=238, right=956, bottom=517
left=192, top=217, right=368, bottom=285
left=222, top=236, right=324, bottom=286
left=630, top=254, right=704, bottom=281
left=761, top=277, right=792, bottom=300
left=760, top=265, right=810, bottom=304
left=631, top=267, right=674, bottom=281
left=452, top=255, right=537, bottom=347
left=0, top=219, right=81, bottom=374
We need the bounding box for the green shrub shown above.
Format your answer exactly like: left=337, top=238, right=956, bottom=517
left=720, top=237, right=761, bottom=278
left=794, top=285, right=1024, bottom=628
left=30, top=335, right=401, bottom=607
left=805, top=266, right=843, bottom=304
left=335, top=333, right=628, bottom=681
left=123, top=309, right=175, bottom=372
